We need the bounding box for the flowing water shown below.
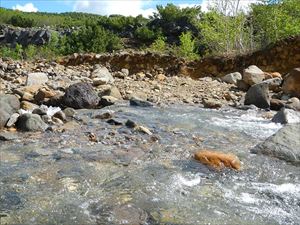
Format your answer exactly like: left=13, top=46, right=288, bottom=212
left=0, top=104, right=299, bottom=225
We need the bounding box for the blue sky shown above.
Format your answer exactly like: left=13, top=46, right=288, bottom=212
left=0, top=0, right=204, bottom=15
left=0, top=0, right=258, bottom=16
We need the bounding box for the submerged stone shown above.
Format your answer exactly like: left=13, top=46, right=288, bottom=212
left=194, top=150, right=241, bottom=170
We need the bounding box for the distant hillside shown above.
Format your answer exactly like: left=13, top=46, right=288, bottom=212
left=0, top=1, right=299, bottom=60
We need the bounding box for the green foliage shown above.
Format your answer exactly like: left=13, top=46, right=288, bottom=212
left=63, top=21, right=123, bottom=54
left=149, top=36, right=167, bottom=52
left=176, top=32, right=199, bottom=60
left=251, top=0, right=300, bottom=45
left=10, top=15, right=35, bottom=27
left=198, top=10, right=251, bottom=55
left=135, top=26, right=157, bottom=42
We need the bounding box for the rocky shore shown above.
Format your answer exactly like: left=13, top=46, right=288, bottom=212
left=1, top=54, right=300, bottom=164
left=1, top=53, right=300, bottom=224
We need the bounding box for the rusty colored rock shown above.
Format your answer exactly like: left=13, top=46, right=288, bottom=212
left=194, top=150, right=241, bottom=170
left=282, top=68, right=300, bottom=98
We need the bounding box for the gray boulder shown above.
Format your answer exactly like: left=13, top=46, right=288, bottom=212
left=0, top=109, right=10, bottom=128
left=91, top=65, right=114, bottom=85
left=63, top=82, right=99, bottom=109
left=244, top=83, right=270, bottom=109
left=17, top=113, right=48, bottom=132
left=286, top=97, right=300, bottom=111
left=243, top=65, right=265, bottom=86
left=26, top=72, right=48, bottom=86
left=251, top=124, right=300, bottom=165
left=261, top=78, right=282, bottom=92
left=272, top=108, right=300, bottom=124
left=0, top=94, right=20, bottom=128
left=221, top=72, right=242, bottom=84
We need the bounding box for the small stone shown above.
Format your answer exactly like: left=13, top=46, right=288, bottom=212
left=129, top=97, right=153, bottom=107
left=135, top=125, right=152, bottom=135
left=221, top=72, right=242, bottom=84
left=63, top=107, right=76, bottom=117
left=26, top=72, right=48, bottom=86
left=53, top=111, right=67, bottom=122
left=203, top=99, right=222, bottom=109
left=100, top=96, right=118, bottom=107
left=32, top=108, right=47, bottom=116
left=125, top=119, right=137, bottom=128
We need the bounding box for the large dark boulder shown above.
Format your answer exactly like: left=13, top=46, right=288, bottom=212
left=251, top=124, right=300, bottom=165
left=63, top=82, right=100, bottom=109
left=244, top=83, right=270, bottom=109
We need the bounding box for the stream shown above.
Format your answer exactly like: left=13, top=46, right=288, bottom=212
left=1, top=104, right=299, bottom=225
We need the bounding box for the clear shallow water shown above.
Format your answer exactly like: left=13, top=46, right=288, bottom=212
left=0, top=105, right=299, bottom=225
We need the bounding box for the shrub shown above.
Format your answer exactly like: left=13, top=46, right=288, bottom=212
left=176, top=32, right=199, bottom=60
left=10, top=15, right=35, bottom=27
left=135, top=25, right=156, bottom=42
left=149, top=36, right=167, bottom=52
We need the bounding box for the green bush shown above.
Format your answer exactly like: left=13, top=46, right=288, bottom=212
left=10, top=15, right=35, bottom=27
left=134, top=25, right=157, bottom=42
left=63, top=21, right=123, bottom=54
left=149, top=36, right=167, bottom=52
left=176, top=32, right=199, bottom=60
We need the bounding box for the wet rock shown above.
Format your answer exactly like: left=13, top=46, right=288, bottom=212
left=53, top=110, right=67, bottom=122
left=262, top=77, right=282, bottom=92
left=194, top=150, right=241, bottom=170
left=63, top=107, right=76, bottom=117
left=32, top=108, right=47, bottom=116
left=270, top=98, right=285, bottom=111
left=100, top=96, right=118, bottom=107
left=26, top=72, right=48, bottom=86
left=20, top=101, right=39, bottom=111
left=135, top=125, right=153, bottom=135
left=98, top=85, right=122, bottom=100
left=237, top=80, right=250, bottom=91
left=16, top=113, right=48, bottom=132
left=0, top=94, right=20, bottom=128
left=0, top=109, right=10, bottom=128
left=0, top=191, right=22, bottom=210
left=91, top=65, right=114, bottom=85
left=107, top=119, right=124, bottom=126
left=0, top=132, right=18, bottom=141
left=282, top=68, right=300, bottom=98
left=6, top=113, right=19, bottom=127
left=243, top=65, right=265, bottom=86
left=63, top=82, right=100, bottom=109
left=221, top=72, right=242, bottom=84
left=271, top=108, right=300, bottom=124
left=286, top=97, right=300, bottom=111
left=244, top=83, right=270, bottom=109
left=203, top=98, right=222, bottom=109
left=252, top=124, right=300, bottom=165
left=92, top=112, right=112, bottom=120
left=0, top=94, right=20, bottom=113
left=129, top=97, right=153, bottom=107
left=125, top=119, right=137, bottom=128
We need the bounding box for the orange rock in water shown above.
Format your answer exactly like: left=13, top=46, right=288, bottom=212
left=194, top=150, right=241, bottom=170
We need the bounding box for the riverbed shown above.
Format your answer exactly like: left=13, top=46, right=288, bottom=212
left=1, top=104, right=299, bottom=225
